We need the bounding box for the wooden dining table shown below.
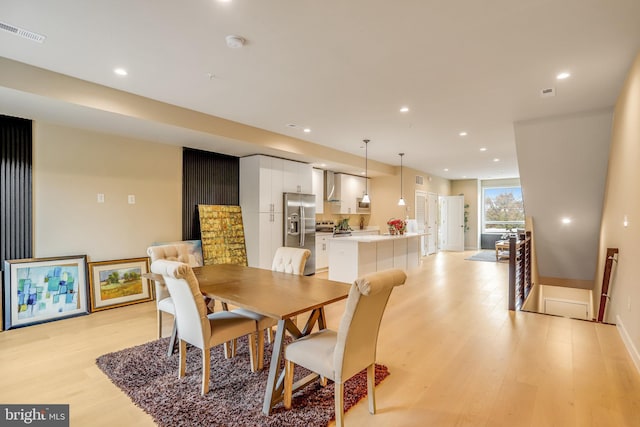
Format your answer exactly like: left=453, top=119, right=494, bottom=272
left=146, top=263, right=350, bottom=415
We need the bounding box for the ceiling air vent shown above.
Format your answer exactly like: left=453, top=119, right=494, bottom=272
left=540, top=87, right=556, bottom=98
left=415, top=175, right=424, bottom=185
left=0, top=20, right=46, bottom=43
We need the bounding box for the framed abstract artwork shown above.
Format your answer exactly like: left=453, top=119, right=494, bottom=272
left=3, top=255, right=89, bottom=330
left=88, top=257, right=153, bottom=312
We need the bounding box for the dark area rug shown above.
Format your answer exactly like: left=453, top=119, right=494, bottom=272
left=96, top=336, right=389, bottom=427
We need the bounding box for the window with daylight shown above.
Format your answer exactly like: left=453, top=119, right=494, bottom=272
left=482, top=186, right=525, bottom=233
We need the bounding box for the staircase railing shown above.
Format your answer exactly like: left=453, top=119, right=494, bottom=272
left=508, top=231, right=533, bottom=311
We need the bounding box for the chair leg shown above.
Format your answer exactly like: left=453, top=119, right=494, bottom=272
left=201, top=348, right=210, bottom=395
left=367, top=363, right=376, bottom=414
left=283, top=360, right=294, bottom=409
left=257, top=329, right=265, bottom=370
left=178, top=340, right=187, bottom=379
left=157, top=310, right=163, bottom=339
left=320, top=376, right=328, bottom=387
left=334, top=381, right=344, bottom=427
left=267, top=326, right=275, bottom=344
left=248, top=332, right=258, bottom=373
left=223, top=339, right=238, bottom=359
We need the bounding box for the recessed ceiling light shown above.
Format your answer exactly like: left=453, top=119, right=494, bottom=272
left=286, top=123, right=297, bottom=128
left=480, top=147, right=487, bottom=152
left=562, top=217, right=572, bottom=224
left=459, top=131, right=468, bottom=137
left=400, top=106, right=410, bottom=113
left=114, top=68, right=128, bottom=76
left=320, top=163, right=327, bottom=167
left=493, top=158, right=500, bottom=162
left=556, top=72, right=571, bottom=80
left=303, top=128, right=311, bottom=133
left=225, top=35, right=245, bottom=49
left=443, top=168, right=449, bottom=172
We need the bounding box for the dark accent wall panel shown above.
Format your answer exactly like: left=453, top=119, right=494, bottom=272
left=1, top=115, right=33, bottom=271
left=182, top=148, right=239, bottom=240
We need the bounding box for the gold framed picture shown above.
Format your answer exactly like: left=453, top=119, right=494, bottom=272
left=88, top=257, right=153, bottom=312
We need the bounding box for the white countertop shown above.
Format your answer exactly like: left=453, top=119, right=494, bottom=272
left=330, top=232, right=426, bottom=243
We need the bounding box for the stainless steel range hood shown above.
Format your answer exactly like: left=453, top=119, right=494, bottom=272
left=325, top=170, right=340, bottom=201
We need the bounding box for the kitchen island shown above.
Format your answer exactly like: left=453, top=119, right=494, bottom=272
left=328, top=233, right=426, bottom=283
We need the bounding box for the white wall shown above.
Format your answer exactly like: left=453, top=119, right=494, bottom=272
left=34, top=122, right=182, bottom=261
left=451, top=179, right=479, bottom=250
left=595, top=52, right=640, bottom=370
left=514, top=109, right=613, bottom=287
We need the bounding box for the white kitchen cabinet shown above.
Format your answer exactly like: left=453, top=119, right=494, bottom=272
left=241, top=211, right=283, bottom=270
left=328, top=233, right=425, bottom=283
left=333, top=173, right=369, bottom=214
left=240, top=155, right=283, bottom=214
left=284, top=161, right=312, bottom=194
left=312, top=168, right=324, bottom=214
left=315, top=233, right=331, bottom=270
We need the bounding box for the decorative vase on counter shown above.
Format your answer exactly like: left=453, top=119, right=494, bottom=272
left=387, top=218, right=406, bottom=235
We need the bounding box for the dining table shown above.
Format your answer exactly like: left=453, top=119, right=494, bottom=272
left=145, top=263, right=351, bottom=415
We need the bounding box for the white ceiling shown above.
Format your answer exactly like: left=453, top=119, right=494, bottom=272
left=1, top=0, right=639, bottom=179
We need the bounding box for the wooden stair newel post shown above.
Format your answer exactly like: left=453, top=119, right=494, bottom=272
left=597, top=248, right=619, bottom=323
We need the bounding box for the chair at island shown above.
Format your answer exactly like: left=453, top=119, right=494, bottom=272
left=283, top=268, right=407, bottom=426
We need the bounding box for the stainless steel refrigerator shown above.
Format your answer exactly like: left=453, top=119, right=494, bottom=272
left=283, top=192, right=316, bottom=275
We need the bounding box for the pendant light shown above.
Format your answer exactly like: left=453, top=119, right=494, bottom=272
left=361, top=139, right=371, bottom=203
left=398, top=153, right=406, bottom=206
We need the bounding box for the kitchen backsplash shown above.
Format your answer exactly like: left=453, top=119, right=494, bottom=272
left=315, top=213, right=370, bottom=229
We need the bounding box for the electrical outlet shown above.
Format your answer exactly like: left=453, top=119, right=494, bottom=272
left=97, top=193, right=105, bottom=203
left=128, top=194, right=136, bottom=204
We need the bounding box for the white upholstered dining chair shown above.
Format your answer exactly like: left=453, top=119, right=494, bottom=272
left=283, top=268, right=406, bottom=426
left=233, top=246, right=311, bottom=369
left=147, top=244, right=204, bottom=355
left=150, top=259, right=259, bottom=395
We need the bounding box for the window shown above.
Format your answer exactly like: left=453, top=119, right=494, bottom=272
left=482, top=186, right=524, bottom=233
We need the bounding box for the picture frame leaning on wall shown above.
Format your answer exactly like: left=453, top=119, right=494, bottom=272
left=88, top=257, right=153, bottom=312
left=3, top=255, right=89, bottom=329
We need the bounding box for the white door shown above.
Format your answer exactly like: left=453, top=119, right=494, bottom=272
left=440, top=195, right=464, bottom=251
left=415, top=191, right=427, bottom=256
left=427, top=193, right=438, bottom=254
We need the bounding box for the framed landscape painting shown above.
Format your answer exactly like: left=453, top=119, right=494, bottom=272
left=3, top=255, right=89, bottom=330
left=88, top=257, right=153, bottom=312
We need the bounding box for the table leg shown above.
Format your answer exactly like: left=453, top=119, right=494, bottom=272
left=167, top=320, right=178, bottom=357
left=263, top=319, right=287, bottom=415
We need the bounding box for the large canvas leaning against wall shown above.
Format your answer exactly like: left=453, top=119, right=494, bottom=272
left=3, top=255, right=89, bottom=329
left=198, top=205, right=247, bottom=266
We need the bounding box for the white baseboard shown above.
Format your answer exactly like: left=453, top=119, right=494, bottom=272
left=616, top=315, right=640, bottom=374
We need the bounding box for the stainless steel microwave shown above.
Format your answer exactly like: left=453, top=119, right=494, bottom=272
left=356, top=198, right=371, bottom=214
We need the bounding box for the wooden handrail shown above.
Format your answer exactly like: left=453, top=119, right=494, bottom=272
left=597, top=248, right=619, bottom=322
left=508, top=231, right=533, bottom=311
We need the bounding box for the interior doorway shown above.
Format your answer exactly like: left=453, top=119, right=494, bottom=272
left=415, top=191, right=439, bottom=255
left=439, top=195, right=464, bottom=251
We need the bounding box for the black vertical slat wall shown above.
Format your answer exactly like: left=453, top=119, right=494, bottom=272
left=1, top=115, right=33, bottom=272
left=182, top=148, right=239, bottom=240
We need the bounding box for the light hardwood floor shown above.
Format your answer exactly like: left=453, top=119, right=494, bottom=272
left=1, top=251, right=638, bottom=426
